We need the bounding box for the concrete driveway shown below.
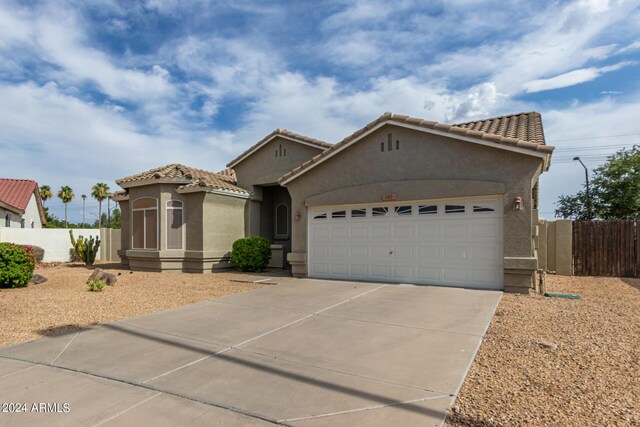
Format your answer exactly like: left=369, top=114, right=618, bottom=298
left=0, top=279, right=501, bottom=426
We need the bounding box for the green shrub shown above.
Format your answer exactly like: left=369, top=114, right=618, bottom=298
left=86, top=279, right=105, bottom=292
left=0, top=243, right=36, bottom=288
left=231, top=237, right=272, bottom=272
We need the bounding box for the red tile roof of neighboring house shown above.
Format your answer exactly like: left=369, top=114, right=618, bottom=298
left=0, top=179, right=37, bottom=214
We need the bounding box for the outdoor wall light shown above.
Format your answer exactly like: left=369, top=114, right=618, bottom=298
left=295, top=210, right=301, bottom=221
left=514, top=196, right=523, bottom=211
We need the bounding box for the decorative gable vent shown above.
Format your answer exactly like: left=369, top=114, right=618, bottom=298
left=380, top=133, right=400, bottom=152
left=275, top=144, right=287, bottom=157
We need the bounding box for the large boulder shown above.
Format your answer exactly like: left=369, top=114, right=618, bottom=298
left=29, top=274, right=48, bottom=285
left=86, top=268, right=117, bottom=286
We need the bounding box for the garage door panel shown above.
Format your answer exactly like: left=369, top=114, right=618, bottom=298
left=470, top=246, right=500, bottom=261
left=331, top=245, right=348, bottom=257
left=417, top=267, right=440, bottom=281
left=442, top=268, right=468, bottom=283
left=330, top=264, right=348, bottom=275
left=350, top=245, right=368, bottom=258
left=371, top=245, right=392, bottom=258
left=311, top=225, right=329, bottom=239
left=350, top=226, right=369, bottom=239
left=443, top=223, right=468, bottom=238
left=350, top=264, right=369, bottom=276
left=443, top=246, right=466, bottom=261
left=418, top=224, right=439, bottom=238
left=371, top=225, right=391, bottom=238
left=331, top=225, right=348, bottom=238
left=309, top=198, right=503, bottom=289
left=417, top=246, right=440, bottom=260
left=393, top=224, right=415, bottom=238
left=393, top=266, right=414, bottom=280
left=312, top=245, right=330, bottom=257
left=393, top=246, right=414, bottom=258
left=311, top=263, right=329, bottom=274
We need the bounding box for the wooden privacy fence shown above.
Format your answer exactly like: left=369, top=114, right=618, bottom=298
left=572, top=220, right=637, bottom=277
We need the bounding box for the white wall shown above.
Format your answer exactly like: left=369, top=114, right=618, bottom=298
left=0, top=228, right=101, bottom=262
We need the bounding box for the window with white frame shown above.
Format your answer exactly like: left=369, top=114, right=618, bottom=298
left=132, top=198, right=158, bottom=249
left=275, top=203, right=289, bottom=239
left=166, top=200, right=183, bottom=250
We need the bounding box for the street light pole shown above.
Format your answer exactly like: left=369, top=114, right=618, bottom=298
left=573, top=156, right=592, bottom=219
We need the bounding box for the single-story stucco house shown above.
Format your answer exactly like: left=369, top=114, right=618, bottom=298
left=0, top=178, right=47, bottom=228
left=112, top=111, right=553, bottom=293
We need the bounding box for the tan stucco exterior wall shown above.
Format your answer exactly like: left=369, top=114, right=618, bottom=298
left=284, top=124, right=545, bottom=293
left=233, top=136, right=322, bottom=240
left=119, top=184, right=247, bottom=273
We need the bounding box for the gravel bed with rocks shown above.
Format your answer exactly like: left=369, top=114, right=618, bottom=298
left=0, top=262, right=268, bottom=347
left=446, top=275, right=640, bottom=427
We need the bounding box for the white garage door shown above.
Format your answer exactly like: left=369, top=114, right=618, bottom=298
left=308, top=198, right=503, bottom=289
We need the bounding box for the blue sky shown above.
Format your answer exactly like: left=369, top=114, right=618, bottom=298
left=0, top=0, right=639, bottom=223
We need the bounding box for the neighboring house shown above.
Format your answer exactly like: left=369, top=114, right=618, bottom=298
left=0, top=179, right=47, bottom=229
left=113, top=112, right=553, bottom=293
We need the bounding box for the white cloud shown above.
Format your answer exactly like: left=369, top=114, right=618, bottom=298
left=522, top=61, right=635, bottom=93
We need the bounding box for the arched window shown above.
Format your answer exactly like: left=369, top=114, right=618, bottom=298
left=275, top=203, right=289, bottom=239
left=132, top=198, right=158, bottom=249
left=166, top=200, right=184, bottom=250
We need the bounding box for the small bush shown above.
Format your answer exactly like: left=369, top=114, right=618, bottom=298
left=231, top=237, right=272, bottom=272
left=86, top=279, right=105, bottom=292
left=0, top=243, right=36, bottom=288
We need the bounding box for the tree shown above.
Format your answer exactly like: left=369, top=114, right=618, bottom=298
left=91, top=183, right=110, bottom=228
left=57, top=186, right=75, bottom=228
left=39, top=185, right=52, bottom=205
left=556, top=146, right=640, bottom=220
left=81, top=194, right=87, bottom=225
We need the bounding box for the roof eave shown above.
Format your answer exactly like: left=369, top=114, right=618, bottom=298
left=116, top=177, right=193, bottom=189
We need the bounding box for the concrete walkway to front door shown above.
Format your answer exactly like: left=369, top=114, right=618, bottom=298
left=0, top=279, right=501, bottom=426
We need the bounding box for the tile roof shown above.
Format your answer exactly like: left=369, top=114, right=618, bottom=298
left=453, top=112, right=546, bottom=146
left=0, top=179, right=37, bottom=213
left=115, top=164, right=250, bottom=196
left=279, top=111, right=554, bottom=184
left=227, top=128, right=331, bottom=167
left=216, top=168, right=237, bottom=183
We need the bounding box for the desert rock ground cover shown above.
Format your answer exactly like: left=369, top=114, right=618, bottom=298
left=446, top=275, right=640, bottom=427
left=0, top=263, right=265, bottom=347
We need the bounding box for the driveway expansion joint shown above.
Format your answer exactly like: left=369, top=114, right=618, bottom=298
left=0, top=354, right=284, bottom=426
left=277, top=394, right=451, bottom=423
left=141, top=284, right=388, bottom=383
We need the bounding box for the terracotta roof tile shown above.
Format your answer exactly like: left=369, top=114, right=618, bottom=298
left=279, top=111, right=553, bottom=184
left=454, top=112, right=546, bottom=145
left=115, top=164, right=250, bottom=196
left=227, top=129, right=331, bottom=167
left=0, top=179, right=37, bottom=213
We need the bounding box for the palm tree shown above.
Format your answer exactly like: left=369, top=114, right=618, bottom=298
left=81, top=195, right=87, bottom=225
left=91, top=183, right=110, bottom=228
left=57, top=186, right=74, bottom=228
left=40, top=185, right=52, bottom=206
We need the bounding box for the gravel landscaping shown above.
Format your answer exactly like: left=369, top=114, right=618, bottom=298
left=0, top=263, right=267, bottom=347
left=446, top=275, right=640, bottom=427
